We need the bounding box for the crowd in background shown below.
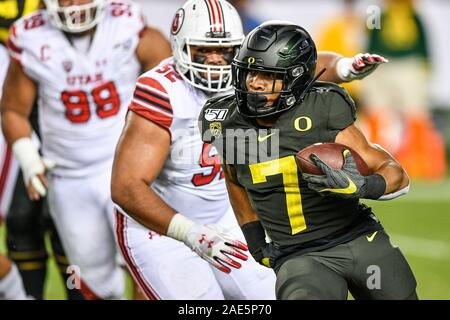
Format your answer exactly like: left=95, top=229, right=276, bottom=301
left=138, top=0, right=449, bottom=180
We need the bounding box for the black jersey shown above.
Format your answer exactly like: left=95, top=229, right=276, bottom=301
left=199, top=82, right=382, bottom=269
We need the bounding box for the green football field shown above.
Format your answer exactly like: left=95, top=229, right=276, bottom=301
left=1, top=179, right=449, bottom=300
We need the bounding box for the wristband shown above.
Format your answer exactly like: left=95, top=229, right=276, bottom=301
left=166, top=213, right=194, bottom=241
left=241, top=220, right=266, bottom=255
left=12, top=137, right=42, bottom=172
left=336, top=57, right=353, bottom=82
left=364, top=174, right=387, bottom=199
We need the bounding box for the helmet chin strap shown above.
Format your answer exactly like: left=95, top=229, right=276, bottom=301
left=248, top=93, right=268, bottom=110
left=247, top=93, right=271, bottom=116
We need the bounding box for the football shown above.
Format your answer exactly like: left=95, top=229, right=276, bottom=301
left=295, top=143, right=370, bottom=176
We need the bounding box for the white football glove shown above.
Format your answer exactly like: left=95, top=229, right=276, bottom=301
left=337, top=53, right=388, bottom=82
left=12, top=137, right=56, bottom=198
left=167, top=214, right=248, bottom=273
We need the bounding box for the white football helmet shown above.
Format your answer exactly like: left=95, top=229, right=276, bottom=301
left=170, top=0, right=244, bottom=93
left=43, top=0, right=106, bottom=33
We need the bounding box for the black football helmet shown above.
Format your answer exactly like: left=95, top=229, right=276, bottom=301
left=232, top=21, right=318, bottom=118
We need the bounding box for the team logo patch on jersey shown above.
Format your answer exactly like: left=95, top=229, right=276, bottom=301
left=294, top=116, right=313, bottom=132
left=209, top=122, right=222, bottom=138
left=62, top=60, right=73, bottom=73
left=171, top=8, right=185, bottom=35
left=205, top=109, right=228, bottom=121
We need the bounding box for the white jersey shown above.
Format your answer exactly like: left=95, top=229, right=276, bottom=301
left=129, top=58, right=232, bottom=222
left=7, top=1, right=144, bottom=177
left=0, top=44, right=19, bottom=221
left=0, top=44, right=8, bottom=94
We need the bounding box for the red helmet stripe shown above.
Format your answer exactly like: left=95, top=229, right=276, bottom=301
left=212, top=0, right=223, bottom=32
left=206, top=0, right=217, bottom=32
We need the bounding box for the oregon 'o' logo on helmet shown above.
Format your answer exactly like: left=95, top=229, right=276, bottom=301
left=171, top=8, right=185, bottom=35
left=247, top=57, right=255, bottom=64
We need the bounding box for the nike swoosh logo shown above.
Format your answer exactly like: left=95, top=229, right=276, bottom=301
left=319, top=175, right=357, bottom=194
left=257, top=133, right=275, bottom=142
left=366, top=231, right=378, bottom=242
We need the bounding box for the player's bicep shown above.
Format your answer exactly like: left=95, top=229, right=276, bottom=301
left=316, top=51, right=342, bottom=83
left=112, top=111, right=170, bottom=188
left=222, top=162, right=239, bottom=185
left=336, top=124, right=399, bottom=173
left=0, top=59, right=36, bottom=117
left=136, top=26, right=171, bottom=72
left=1, top=59, right=37, bottom=143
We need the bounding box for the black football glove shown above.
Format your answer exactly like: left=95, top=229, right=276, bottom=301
left=302, top=150, right=386, bottom=200
left=241, top=221, right=274, bottom=268
left=251, top=242, right=275, bottom=269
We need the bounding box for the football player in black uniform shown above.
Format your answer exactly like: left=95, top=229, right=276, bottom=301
left=199, top=21, right=417, bottom=300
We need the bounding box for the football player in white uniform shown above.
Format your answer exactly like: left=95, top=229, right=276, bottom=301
left=1, top=1, right=85, bottom=300
left=0, top=35, right=18, bottom=228
left=111, top=0, right=387, bottom=300
left=0, top=40, right=28, bottom=301
left=0, top=255, right=28, bottom=300
left=1, top=0, right=171, bottom=299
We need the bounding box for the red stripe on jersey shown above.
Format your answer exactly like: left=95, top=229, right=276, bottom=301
left=129, top=102, right=173, bottom=133
left=6, top=38, right=22, bottom=55
left=9, top=25, right=17, bottom=39
left=137, top=77, right=168, bottom=95
left=133, top=93, right=173, bottom=116
left=134, top=87, right=171, bottom=111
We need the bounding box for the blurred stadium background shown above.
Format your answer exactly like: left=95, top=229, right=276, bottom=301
left=1, top=0, right=449, bottom=299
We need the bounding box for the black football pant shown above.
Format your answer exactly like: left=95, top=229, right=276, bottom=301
left=6, top=171, right=84, bottom=300
left=275, top=229, right=418, bottom=300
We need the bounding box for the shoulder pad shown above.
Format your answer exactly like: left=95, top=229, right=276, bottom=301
left=11, top=10, right=48, bottom=35
left=203, top=94, right=236, bottom=110
left=199, top=94, right=236, bottom=144
left=311, top=81, right=355, bottom=108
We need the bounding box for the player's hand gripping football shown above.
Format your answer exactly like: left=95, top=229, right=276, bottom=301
left=185, top=224, right=248, bottom=273
left=302, top=150, right=370, bottom=199
left=337, top=53, right=388, bottom=82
